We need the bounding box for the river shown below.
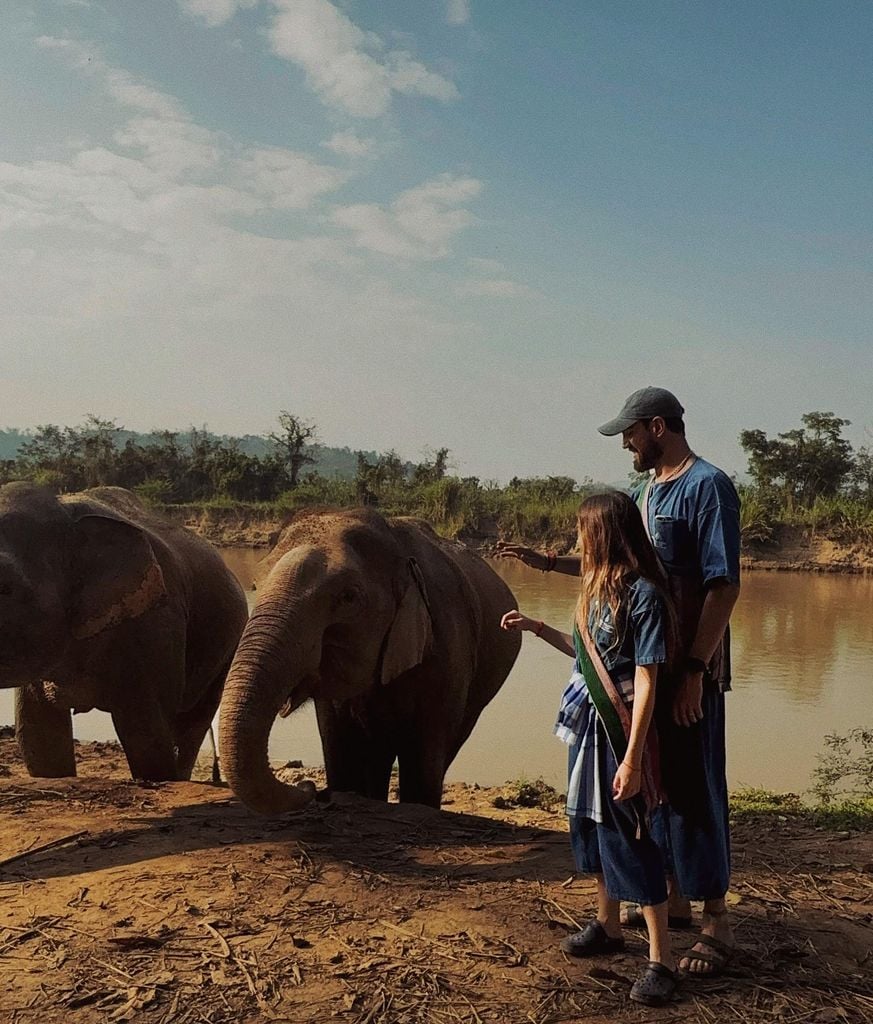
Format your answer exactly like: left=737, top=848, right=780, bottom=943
left=3, top=549, right=871, bottom=795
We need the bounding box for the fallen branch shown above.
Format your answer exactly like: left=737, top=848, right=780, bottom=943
left=0, top=830, right=88, bottom=869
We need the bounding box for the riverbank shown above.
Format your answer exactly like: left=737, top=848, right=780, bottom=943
left=161, top=504, right=873, bottom=573
left=1, top=738, right=871, bottom=1024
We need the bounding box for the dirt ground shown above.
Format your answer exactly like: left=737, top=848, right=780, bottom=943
left=1, top=738, right=871, bottom=1024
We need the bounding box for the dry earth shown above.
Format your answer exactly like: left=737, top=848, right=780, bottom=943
left=1, top=737, right=871, bottom=1024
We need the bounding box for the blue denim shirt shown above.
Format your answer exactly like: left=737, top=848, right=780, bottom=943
left=636, top=457, right=741, bottom=586
left=633, top=456, right=740, bottom=690
left=581, top=576, right=668, bottom=701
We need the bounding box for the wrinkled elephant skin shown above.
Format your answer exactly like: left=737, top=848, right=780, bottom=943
left=219, top=508, right=522, bottom=813
left=0, top=483, right=249, bottom=781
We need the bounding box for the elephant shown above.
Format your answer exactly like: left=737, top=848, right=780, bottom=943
left=218, top=507, right=522, bottom=813
left=0, top=482, right=249, bottom=781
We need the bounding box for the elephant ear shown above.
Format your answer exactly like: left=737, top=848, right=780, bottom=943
left=67, top=507, right=168, bottom=640
left=380, top=558, right=433, bottom=686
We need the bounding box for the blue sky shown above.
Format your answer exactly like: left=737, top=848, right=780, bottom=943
left=2, top=0, right=871, bottom=484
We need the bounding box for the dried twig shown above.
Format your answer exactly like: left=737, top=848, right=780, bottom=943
left=0, top=831, right=88, bottom=869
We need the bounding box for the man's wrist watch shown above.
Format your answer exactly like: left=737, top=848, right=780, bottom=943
left=685, top=656, right=710, bottom=677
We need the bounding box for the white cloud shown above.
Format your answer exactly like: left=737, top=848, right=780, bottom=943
left=323, top=131, right=374, bottom=159
left=268, top=0, right=459, bottom=117
left=114, top=118, right=222, bottom=178
left=332, top=173, right=481, bottom=258
left=103, top=70, right=184, bottom=119
left=2, top=27, right=493, bottom=446
left=2, top=38, right=350, bottom=260
left=37, top=37, right=184, bottom=119
left=236, top=148, right=348, bottom=208
left=178, top=0, right=258, bottom=27
left=446, top=0, right=471, bottom=26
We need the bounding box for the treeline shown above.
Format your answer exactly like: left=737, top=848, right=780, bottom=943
left=0, top=413, right=593, bottom=545
left=2, top=410, right=871, bottom=546
left=738, top=412, right=873, bottom=543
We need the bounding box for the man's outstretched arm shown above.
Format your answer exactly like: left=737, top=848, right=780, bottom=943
left=494, top=542, right=581, bottom=576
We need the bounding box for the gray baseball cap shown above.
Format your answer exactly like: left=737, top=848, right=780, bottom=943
left=597, top=387, right=685, bottom=436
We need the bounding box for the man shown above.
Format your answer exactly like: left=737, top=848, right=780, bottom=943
left=499, top=386, right=740, bottom=975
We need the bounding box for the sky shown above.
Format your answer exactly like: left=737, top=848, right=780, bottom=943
left=2, top=0, right=871, bottom=485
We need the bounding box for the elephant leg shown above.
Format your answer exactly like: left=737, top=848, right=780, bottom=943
left=15, top=684, right=76, bottom=778
left=174, top=665, right=228, bottom=782
left=397, top=731, right=449, bottom=808
left=112, top=696, right=177, bottom=782
left=315, top=700, right=395, bottom=801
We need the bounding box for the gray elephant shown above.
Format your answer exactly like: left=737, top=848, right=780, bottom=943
left=219, top=508, right=521, bottom=813
left=0, top=482, right=249, bottom=781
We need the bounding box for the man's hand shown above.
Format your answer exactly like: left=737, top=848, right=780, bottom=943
left=673, top=670, right=704, bottom=727
left=494, top=541, right=547, bottom=570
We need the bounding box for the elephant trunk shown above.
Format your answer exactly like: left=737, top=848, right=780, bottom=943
left=219, top=600, right=318, bottom=815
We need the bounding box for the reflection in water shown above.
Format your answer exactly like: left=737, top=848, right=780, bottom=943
left=1, top=548, right=871, bottom=795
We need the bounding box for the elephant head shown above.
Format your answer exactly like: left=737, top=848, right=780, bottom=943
left=0, top=482, right=168, bottom=684
left=219, top=509, right=434, bottom=814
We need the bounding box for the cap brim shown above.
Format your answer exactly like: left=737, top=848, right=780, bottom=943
left=597, top=416, right=636, bottom=436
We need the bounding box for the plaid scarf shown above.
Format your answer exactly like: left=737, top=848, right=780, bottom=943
left=554, top=668, right=588, bottom=744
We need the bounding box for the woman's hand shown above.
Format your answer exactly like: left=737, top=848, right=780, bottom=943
left=500, top=609, right=539, bottom=632
left=494, top=541, right=548, bottom=570
left=612, top=761, right=642, bottom=802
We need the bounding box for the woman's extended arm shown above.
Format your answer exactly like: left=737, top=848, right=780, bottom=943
left=500, top=609, right=575, bottom=657
left=612, top=663, right=658, bottom=802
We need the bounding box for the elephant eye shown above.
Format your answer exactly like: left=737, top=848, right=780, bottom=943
left=338, top=587, right=360, bottom=605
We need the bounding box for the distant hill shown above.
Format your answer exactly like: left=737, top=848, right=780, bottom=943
left=0, top=427, right=384, bottom=481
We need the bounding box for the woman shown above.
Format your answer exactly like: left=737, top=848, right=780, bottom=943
left=500, top=490, right=678, bottom=1006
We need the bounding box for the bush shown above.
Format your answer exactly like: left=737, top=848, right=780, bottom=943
left=134, top=478, right=174, bottom=504
left=738, top=486, right=777, bottom=544
left=492, top=776, right=561, bottom=812
left=811, top=729, right=873, bottom=804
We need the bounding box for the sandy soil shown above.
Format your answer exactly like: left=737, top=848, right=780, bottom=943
left=1, top=737, right=871, bottom=1024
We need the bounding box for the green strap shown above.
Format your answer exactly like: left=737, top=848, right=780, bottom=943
left=573, top=623, right=629, bottom=765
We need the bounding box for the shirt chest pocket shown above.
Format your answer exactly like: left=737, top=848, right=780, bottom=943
left=651, top=515, right=689, bottom=565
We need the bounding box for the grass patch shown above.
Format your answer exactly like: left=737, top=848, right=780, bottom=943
left=492, top=776, right=561, bottom=812
left=729, top=787, right=873, bottom=831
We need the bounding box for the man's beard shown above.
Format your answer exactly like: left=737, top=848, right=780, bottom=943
left=631, top=437, right=663, bottom=472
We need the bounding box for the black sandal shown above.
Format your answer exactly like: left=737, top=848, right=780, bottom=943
left=630, top=961, right=679, bottom=1006
left=561, top=919, right=625, bottom=958
left=679, top=934, right=735, bottom=976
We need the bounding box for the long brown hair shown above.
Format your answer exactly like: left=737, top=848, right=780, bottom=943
left=575, top=490, right=677, bottom=658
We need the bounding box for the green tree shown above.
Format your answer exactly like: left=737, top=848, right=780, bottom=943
left=412, top=447, right=450, bottom=485
left=269, top=412, right=318, bottom=488
left=847, top=445, right=873, bottom=503
left=355, top=451, right=383, bottom=505
left=79, top=415, right=124, bottom=488
left=17, top=423, right=85, bottom=491
left=739, top=411, right=854, bottom=507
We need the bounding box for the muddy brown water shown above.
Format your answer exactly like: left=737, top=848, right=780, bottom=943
left=2, top=550, right=871, bottom=795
